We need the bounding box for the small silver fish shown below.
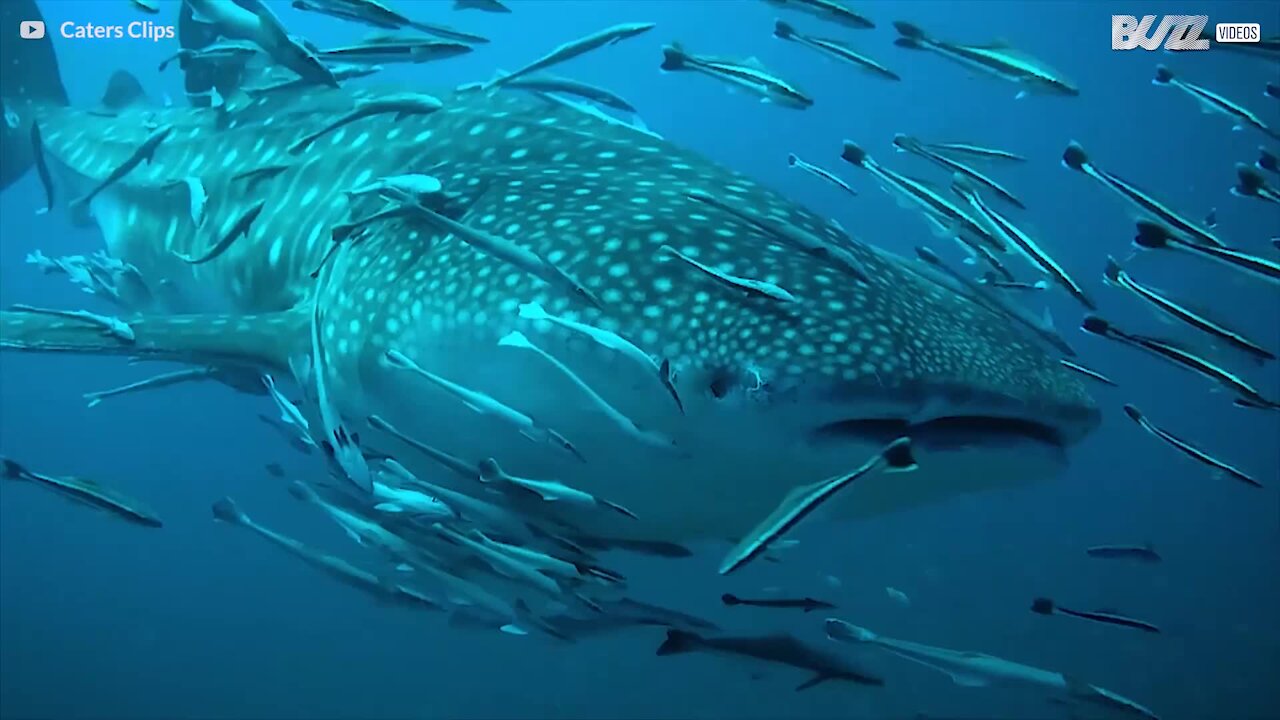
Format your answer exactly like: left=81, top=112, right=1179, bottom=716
left=720, top=438, right=916, bottom=575
left=659, top=245, right=799, bottom=303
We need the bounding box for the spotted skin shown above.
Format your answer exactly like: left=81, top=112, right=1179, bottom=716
left=5, top=84, right=1099, bottom=541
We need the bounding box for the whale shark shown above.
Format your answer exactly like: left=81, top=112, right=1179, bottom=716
left=0, top=0, right=1098, bottom=545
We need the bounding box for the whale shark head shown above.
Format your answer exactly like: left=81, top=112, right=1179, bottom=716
left=7, top=78, right=1099, bottom=543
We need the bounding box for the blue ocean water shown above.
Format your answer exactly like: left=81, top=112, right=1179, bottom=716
left=1, top=1, right=1277, bottom=718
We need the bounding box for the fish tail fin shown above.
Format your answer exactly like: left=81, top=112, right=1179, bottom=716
left=0, top=307, right=307, bottom=369
left=1234, top=163, right=1264, bottom=197
left=773, top=19, right=796, bottom=40
left=840, top=140, right=869, bottom=167
left=1030, top=596, right=1056, bottom=615
left=1061, top=141, right=1089, bottom=171
left=1132, top=220, right=1172, bottom=249
left=786, top=153, right=800, bottom=167
left=660, top=43, right=687, bottom=72
left=0, top=0, right=69, bottom=193
left=720, top=592, right=741, bottom=606
left=516, top=301, right=550, bottom=320
left=0, top=456, right=29, bottom=480
left=1258, top=147, right=1278, bottom=173
left=655, top=628, right=701, bottom=655
left=1102, top=255, right=1123, bottom=285
left=892, top=20, right=929, bottom=48
left=794, top=673, right=831, bottom=692
left=211, top=497, right=248, bottom=525
left=1152, top=64, right=1175, bottom=85
left=101, top=70, right=149, bottom=110
left=881, top=437, right=918, bottom=471
left=950, top=172, right=978, bottom=199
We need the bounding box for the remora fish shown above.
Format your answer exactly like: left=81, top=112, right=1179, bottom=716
left=454, top=0, right=511, bottom=12
left=311, top=265, right=374, bottom=492
left=244, top=63, right=384, bottom=99
left=70, top=124, right=173, bottom=208
left=721, top=593, right=835, bottom=612
left=166, top=176, right=208, bottom=227
left=1062, top=143, right=1226, bottom=248
left=772, top=20, right=899, bottom=81
left=288, top=92, right=444, bottom=153
left=211, top=497, right=442, bottom=611
left=1058, top=359, right=1116, bottom=387
left=950, top=176, right=1091, bottom=309
left=1086, top=542, right=1162, bottom=563
left=1133, top=220, right=1279, bottom=287
left=684, top=188, right=869, bottom=283
left=406, top=202, right=603, bottom=309
left=477, top=458, right=639, bottom=521
left=245, top=2, right=341, bottom=89
left=892, top=21, right=1078, bottom=97
left=824, top=618, right=1159, bottom=719
left=660, top=43, right=814, bottom=109
left=289, top=91, right=445, bottom=153
left=84, top=366, right=226, bottom=408
left=895, top=134, right=1024, bottom=208
left=1081, top=315, right=1279, bottom=409
left=762, top=0, right=875, bottom=30
left=786, top=152, right=859, bottom=198
left=1153, top=65, right=1279, bottom=141
left=1030, top=597, right=1161, bottom=634
left=721, top=438, right=916, bottom=575
left=517, top=301, right=684, bottom=414
left=1, top=456, right=162, bottom=527
left=656, top=629, right=884, bottom=690
left=479, top=72, right=639, bottom=115
left=1233, top=163, right=1280, bottom=205
left=1103, top=255, right=1275, bottom=364
left=316, top=35, right=474, bottom=65
left=482, top=22, right=656, bottom=91
left=1121, top=404, right=1262, bottom=488
left=659, top=245, right=800, bottom=303
left=158, top=40, right=261, bottom=73
left=384, top=349, right=586, bottom=462
left=176, top=199, right=266, bottom=264
left=10, top=305, right=134, bottom=343
left=826, top=617, right=1077, bottom=689
left=0, top=0, right=1101, bottom=546
left=291, top=0, right=490, bottom=45
left=498, top=330, right=680, bottom=452
left=922, top=141, right=1027, bottom=164
left=840, top=141, right=1006, bottom=252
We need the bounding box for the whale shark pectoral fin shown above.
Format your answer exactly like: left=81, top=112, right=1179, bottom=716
left=0, top=307, right=307, bottom=370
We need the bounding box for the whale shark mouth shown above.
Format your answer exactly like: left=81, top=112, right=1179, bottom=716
left=809, top=415, right=1069, bottom=451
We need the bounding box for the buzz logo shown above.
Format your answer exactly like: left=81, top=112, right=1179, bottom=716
left=1112, top=15, right=1209, bottom=51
